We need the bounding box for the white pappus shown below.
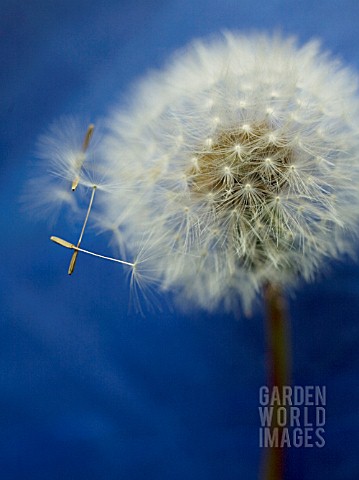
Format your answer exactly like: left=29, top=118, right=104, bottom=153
left=34, top=32, right=359, bottom=314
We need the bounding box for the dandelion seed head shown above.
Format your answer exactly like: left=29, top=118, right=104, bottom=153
left=34, top=32, right=359, bottom=313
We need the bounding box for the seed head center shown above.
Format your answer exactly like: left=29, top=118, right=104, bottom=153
left=188, top=124, right=292, bottom=213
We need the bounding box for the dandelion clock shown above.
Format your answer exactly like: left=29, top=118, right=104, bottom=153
left=32, top=32, right=359, bottom=479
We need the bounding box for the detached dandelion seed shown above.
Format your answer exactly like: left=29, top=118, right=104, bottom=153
left=50, top=236, right=134, bottom=267
left=71, top=123, right=94, bottom=191
left=46, top=123, right=134, bottom=274
left=67, top=184, right=97, bottom=275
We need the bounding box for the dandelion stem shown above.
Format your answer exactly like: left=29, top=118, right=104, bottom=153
left=261, top=283, right=291, bottom=480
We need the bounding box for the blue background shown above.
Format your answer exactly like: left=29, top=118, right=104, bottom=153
left=1, top=1, right=359, bottom=478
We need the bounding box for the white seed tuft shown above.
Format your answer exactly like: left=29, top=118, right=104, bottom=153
left=32, top=33, right=359, bottom=314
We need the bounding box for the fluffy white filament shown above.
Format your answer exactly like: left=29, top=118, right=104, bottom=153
left=35, top=32, right=359, bottom=313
